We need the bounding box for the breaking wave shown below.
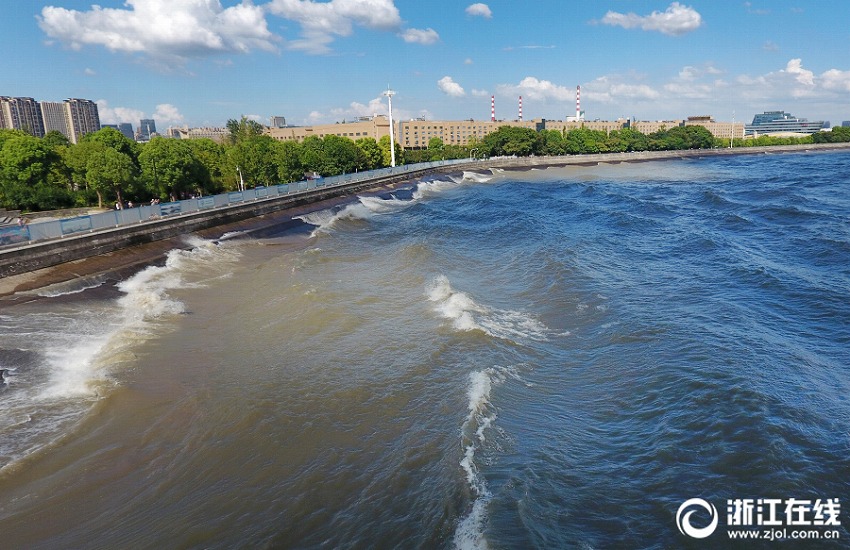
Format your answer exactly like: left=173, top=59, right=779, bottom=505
left=0, top=237, right=242, bottom=472
left=426, top=275, right=549, bottom=342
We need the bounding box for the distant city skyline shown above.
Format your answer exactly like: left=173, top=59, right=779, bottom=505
left=1, top=1, right=848, bottom=128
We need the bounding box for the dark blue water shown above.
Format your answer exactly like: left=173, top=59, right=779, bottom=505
left=446, top=153, right=850, bottom=548
left=1, top=151, right=848, bottom=549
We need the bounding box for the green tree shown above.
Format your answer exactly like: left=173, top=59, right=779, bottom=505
left=481, top=126, right=544, bottom=157
left=84, top=141, right=135, bottom=208
left=0, top=133, right=72, bottom=210
left=606, top=128, right=648, bottom=152
left=355, top=137, right=384, bottom=170
left=139, top=137, right=206, bottom=200
left=540, top=129, right=565, bottom=155
left=299, top=135, right=324, bottom=176
left=564, top=128, right=607, bottom=154
left=275, top=140, right=305, bottom=183
left=427, top=137, right=445, bottom=161
left=225, top=116, right=265, bottom=145
left=83, top=127, right=139, bottom=166
left=224, top=135, right=280, bottom=189
left=378, top=135, right=401, bottom=166
left=186, top=138, right=226, bottom=194
left=321, top=135, right=365, bottom=175
left=42, top=130, right=71, bottom=149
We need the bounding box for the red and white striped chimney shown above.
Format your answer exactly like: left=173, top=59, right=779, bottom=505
left=491, top=95, right=496, bottom=122
left=519, top=96, right=523, bottom=121
left=575, top=85, right=581, bottom=120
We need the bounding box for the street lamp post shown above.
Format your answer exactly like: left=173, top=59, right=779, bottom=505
left=384, top=87, right=396, bottom=167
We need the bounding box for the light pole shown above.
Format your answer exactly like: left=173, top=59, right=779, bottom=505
left=730, top=111, right=735, bottom=149
left=236, top=166, right=245, bottom=192
left=384, top=87, right=396, bottom=167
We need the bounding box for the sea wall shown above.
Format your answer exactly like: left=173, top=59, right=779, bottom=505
left=2, top=142, right=849, bottom=279
left=0, top=163, right=467, bottom=278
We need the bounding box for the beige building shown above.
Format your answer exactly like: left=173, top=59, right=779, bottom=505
left=398, top=119, right=541, bottom=149
left=265, top=115, right=392, bottom=143
left=684, top=115, right=745, bottom=139
left=261, top=113, right=743, bottom=150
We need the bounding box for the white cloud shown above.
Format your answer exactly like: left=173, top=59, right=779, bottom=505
left=464, top=58, right=474, bottom=65
left=610, top=84, right=661, bottom=100
left=97, top=100, right=186, bottom=127
left=96, top=100, right=145, bottom=125
left=84, top=68, right=96, bottom=76
left=583, top=75, right=661, bottom=104
left=601, top=2, right=702, bottom=36
left=471, top=89, right=489, bottom=97
left=267, top=0, right=402, bottom=54
left=662, top=64, right=724, bottom=99
left=438, top=76, right=466, bottom=97
left=39, top=0, right=277, bottom=62
left=466, top=3, right=492, bottom=19
left=781, top=58, right=814, bottom=86
left=153, top=104, right=185, bottom=125
left=497, top=76, right=574, bottom=102
left=303, top=95, right=424, bottom=125
left=400, top=28, right=439, bottom=45
left=821, top=69, right=850, bottom=92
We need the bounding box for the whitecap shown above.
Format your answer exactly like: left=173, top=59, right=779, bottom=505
left=357, top=195, right=413, bottom=214
left=39, top=238, right=240, bottom=400
left=426, top=275, right=550, bottom=342
left=462, top=171, right=493, bottom=183
left=295, top=203, right=374, bottom=236
left=453, top=367, right=506, bottom=550
left=412, top=179, right=460, bottom=200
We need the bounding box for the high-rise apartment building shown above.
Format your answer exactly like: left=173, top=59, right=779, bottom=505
left=65, top=98, right=101, bottom=143
left=40, top=101, right=70, bottom=137
left=0, top=96, right=46, bottom=137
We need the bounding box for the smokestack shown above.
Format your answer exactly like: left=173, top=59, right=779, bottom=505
left=519, top=96, right=523, bottom=121
left=491, top=95, right=495, bottom=122
left=576, top=85, right=581, bottom=120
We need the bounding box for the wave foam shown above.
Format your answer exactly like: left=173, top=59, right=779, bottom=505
left=412, top=178, right=460, bottom=200
left=426, top=275, right=549, bottom=342
left=453, top=367, right=507, bottom=550
left=462, top=171, right=493, bottom=183
left=295, top=202, right=375, bottom=236
left=41, top=238, right=240, bottom=399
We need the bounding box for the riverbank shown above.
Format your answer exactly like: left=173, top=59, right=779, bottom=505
left=2, top=142, right=848, bottom=300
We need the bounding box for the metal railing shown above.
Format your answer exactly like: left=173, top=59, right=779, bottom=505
left=0, top=159, right=470, bottom=249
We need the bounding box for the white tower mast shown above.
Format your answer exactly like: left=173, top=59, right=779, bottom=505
left=384, top=87, right=396, bottom=167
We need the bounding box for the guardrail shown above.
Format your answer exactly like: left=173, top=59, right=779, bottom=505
left=0, top=159, right=469, bottom=249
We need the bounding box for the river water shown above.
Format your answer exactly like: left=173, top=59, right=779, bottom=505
left=1, top=151, right=849, bottom=548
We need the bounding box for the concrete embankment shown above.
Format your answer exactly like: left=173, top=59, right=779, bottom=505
left=1, top=142, right=848, bottom=294
left=0, top=164, right=464, bottom=282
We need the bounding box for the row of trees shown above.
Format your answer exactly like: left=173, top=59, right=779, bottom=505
left=2, top=119, right=846, bottom=213
left=0, top=117, right=400, bottom=211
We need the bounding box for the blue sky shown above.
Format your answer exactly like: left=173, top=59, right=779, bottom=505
left=2, top=1, right=849, bottom=130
